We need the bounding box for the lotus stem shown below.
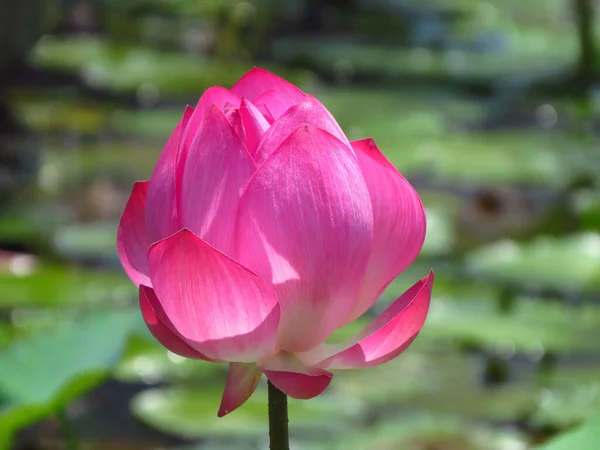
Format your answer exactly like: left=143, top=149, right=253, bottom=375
left=268, top=381, right=289, bottom=450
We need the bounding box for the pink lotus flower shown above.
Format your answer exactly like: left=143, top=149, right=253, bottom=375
left=117, top=68, right=433, bottom=416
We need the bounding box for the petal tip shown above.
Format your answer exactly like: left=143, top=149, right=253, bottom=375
left=264, top=369, right=334, bottom=400
left=218, top=363, right=262, bottom=417
left=130, top=180, right=150, bottom=191
left=217, top=407, right=230, bottom=418
left=425, top=269, right=435, bottom=285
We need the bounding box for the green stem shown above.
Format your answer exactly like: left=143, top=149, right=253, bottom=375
left=57, top=408, right=77, bottom=450
left=268, top=381, right=289, bottom=450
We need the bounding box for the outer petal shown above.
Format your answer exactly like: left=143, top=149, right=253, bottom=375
left=180, top=105, right=256, bottom=256
left=231, top=68, right=305, bottom=104
left=181, top=86, right=241, bottom=157
left=345, top=138, right=427, bottom=323
left=236, top=125, right=373, bottom=352
left=146, top=106, right=194, bottom=243
left=253, top=89, right=297, bottom=121
left=253, top=95, right=351, bottom=165
left=117, top=181, right=151, bottom=286
left=218, top=362, right=262, bottom=417
left=260, top=353, right=333, bottom=399
left=298, top=272, right=433, bottom=369
left=139, top=285, right=211, bottom=360
left=148, top=229, right=280, bottom=362
left=239, top=98, right=270, bottom=156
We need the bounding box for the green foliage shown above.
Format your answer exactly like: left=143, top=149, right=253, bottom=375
left=309, top=413, right=525, bottom=450
left=536, top=415, right=600, bottom=450
left=0, top=310, right=143, bottom=446
left=466, top=233, right=600, bottom=292
left=132, top=385, right=358, bottom=440
left=30, top=37, right=306, bottom=97
left=0, top=265, right=136, bottom=308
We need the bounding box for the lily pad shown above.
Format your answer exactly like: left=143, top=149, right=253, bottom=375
left=10, top=91, right=182, bottom=138
left=320, top=89, right=588, bottom=185
left=532, top=386, right=600, bottom=429
left=0, top=309, right=143, bottom=446
left=394, top=132, right=583, bottom=186
left=384, top=265, right=495, bottom=302
left=465, top=233, right=600, bottom=293
left=45, top=140, right=161, bottom=186
left=536, top=415, right=600, bottom=450
left=132, top=385, right=360, bottom=440
left=53, top=221, right=119, bottom=264
left=30, top=36, right=307, bottom=98
left=573, top=189, right=600, bottom=231
left=547, top=362, right=600, bottom=388
left=9, top=91, right=112, bottom=135
left=0, top=264, right=136, bottom=308
left=334, top=350, right=539, bottom=421
left=422, top=296, right=600, bottom=353
left=270, top=23, right=575, bottom=84
left=420, top=204, right=456, bottom=257
left=0, top=210, right=48, bottom=244
left=333, top=351, right=479, bottom=404
left=309, top=413, right=526, bottom=450
left=109, top=108, right=186, bottom=139
left=116, top=340, right=224, bottom=385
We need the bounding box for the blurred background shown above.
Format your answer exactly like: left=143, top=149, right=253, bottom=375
left=1, top=0, right=600, bottom=449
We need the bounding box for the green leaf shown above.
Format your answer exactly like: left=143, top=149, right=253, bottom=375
left=423, top=297, right=600, bottom=353
left=420, top=205, right=456, bottom=257
left=0, top=309, right=143, bottom=446
left=115, top=339, right=224, bottom=384
left=532, top=386, right=600, bottom=429
left=53, top=221, right=119, bottom=262
left=466, top=233, right=600, bottom=292
left=309, top=413, right=526, bottom=450
left=30, top=37, right=306, bottom=97
left=334, top=351, right=539, bottom=421
left=536, top=415, right=600, bottom=450
left=0, top=264, right=136, bottom=308
left=132, top=385, right=360, bottom=440
left=320, top=89, right=590, bottom=186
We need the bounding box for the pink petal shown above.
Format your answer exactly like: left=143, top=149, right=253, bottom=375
left=181, top=87, right=241, bottom=157
left=146, top=106, right=194, bottom=243
left=176, top=88, right=241, bottom=192
left=179, top=105, right=256, bottom=256
left=148, top=229, right=280, bottom=362
left=345, top=138, right=427, bottom=323
left=236, top=125, right=373, bottom=352
left=196, top=86, right=241, bottom=113
left=141, top=283, right=216, bottom=362
left=139, top=285, right=211, bottom=360
left=239, top=98, right=270, bottom=156
left=298, top=272, right=433, bottom=369
left=218, top=362, right=262, bottom=417
left=117, top=181, right=151, bottom=286
left=261, top=353, right=333, bottom=399
left=223, top=102, right=246, bottom=143
left=265, top=371, right=332, bottom=399
left=256, top=103, right=275, bottom=124
left=253, top=89, right=297, bottom=121
left=253, top=95, right=351, bottom=165
left=231, top=68, right=305, bottom=103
